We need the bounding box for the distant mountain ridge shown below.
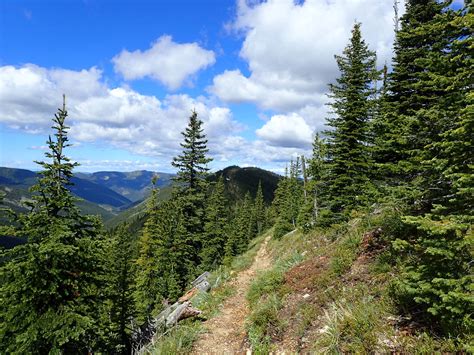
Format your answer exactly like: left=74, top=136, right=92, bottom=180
left=0, top=167, right=174, bottom=223
left=76, top=170, right=174, bottom=202
left=106, top=166, right=282, bottom=229
left=0, top=166, right=281, bottom=228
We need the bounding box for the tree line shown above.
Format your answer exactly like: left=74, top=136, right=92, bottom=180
left=271, top=1, right=472, bottom=337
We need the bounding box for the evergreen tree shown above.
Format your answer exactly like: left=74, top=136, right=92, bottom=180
left=135, top=178, right=163, bottom=321
left=372, top=0, right=446, bottom=199
left=308, top=133, right=331, bottom=226
left=273, top=161, right=303, bottom=239
left=388, top=2, right=473, bottom=333
left=0, top=96, right=107, bottom=353
left=325, top=23, right=379, bottom=218
left=225, top=192, right=254, bottom=257
left=135, top=179, right=185, bottom=322
left=171, top=110, right=212, bottom=278
left=254, top=181, right=266, bottom=235
left=107, top=224, right=136, bottom=354
left=236, top=192, right=254, bottom=253
left=200, top=176, right=229, bottom=270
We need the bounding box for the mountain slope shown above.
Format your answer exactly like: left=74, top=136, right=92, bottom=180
left=209, top=165, right=281, bottom=205
left=107, top=166, right=281, bottom=229
left=0, top=167, right=129, bottom=221
left=76, top=170, right=174, bottom=202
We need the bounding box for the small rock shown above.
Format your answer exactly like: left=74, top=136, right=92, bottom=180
left=303, top=293, right=311, bottom=300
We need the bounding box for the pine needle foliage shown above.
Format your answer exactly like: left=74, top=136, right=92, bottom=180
left=0, top=96, right=108, bottom=353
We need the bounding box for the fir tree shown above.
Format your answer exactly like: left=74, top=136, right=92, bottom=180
left=135, top=178, right=185, bottom=321
left=389, top=2, right=473, bottom=333
left=273, top=161, right=303, bottom=239
left=200, top=176, right=229, bottom=270
left=171, top=110, right=212, bottom=278
left=372, top=0, right=446, bottom=197
left=107, top=224, right=136, bottom=354
left=237, top=192, right=254, bottom=253
left=325, top=22, right=379, bottom=218
left=0, top=96, right=107, bottom=353
left=134, top=177, right=162, bottom=321
left=254, top=181, right=266, bottom=235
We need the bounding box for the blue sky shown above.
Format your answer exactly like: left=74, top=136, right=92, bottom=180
left=1, top=0, right=408, bottom=173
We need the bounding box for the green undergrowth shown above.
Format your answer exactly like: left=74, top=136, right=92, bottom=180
left=245, top=210, right=472, bottom=354
left=148, top=231, right=269, bottom=354
left=246, top=250, right=304, bottom=353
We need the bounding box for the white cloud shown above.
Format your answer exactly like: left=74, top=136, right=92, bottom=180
left=256, top=113, right=313, bottom=148
left=0, top=64, right=245, bottom=168
left=212, top=2, right=400, bottom=113
left=210, top=0, right=403, bottom=153
left=112, top=35, right=216, bottom=89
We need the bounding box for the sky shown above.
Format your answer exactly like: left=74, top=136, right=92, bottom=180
left=0, top=0, right=406, bottom=173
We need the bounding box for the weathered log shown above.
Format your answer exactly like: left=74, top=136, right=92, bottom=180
left=191, top=271, right=210, bottom=287
left=165, top=301, right=202, bottom=327
left=154, top=302, right=180, bottom=330
left=178, top=287, right=199, bottom=303
left=195, top=279, right=211, bottom=292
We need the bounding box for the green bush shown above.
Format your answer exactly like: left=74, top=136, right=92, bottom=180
left=390, top=215, right=473, bottom=335
left=273, top=218, right=294, bottom=239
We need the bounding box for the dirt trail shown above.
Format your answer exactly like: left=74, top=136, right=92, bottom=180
left=192, top=235, right=272, bottom=355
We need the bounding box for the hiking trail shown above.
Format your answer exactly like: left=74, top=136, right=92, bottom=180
left=192, top=235, right=272, bottom=354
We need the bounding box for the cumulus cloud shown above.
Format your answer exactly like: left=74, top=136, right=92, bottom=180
left=212, top=0, right=399, bottom=111
left=112, top=35, right=216, bottom=89
left=0, top=64, right=245, bottom=168
left=256, top=113, right=313, bottom=148
left=210, top=0, right=403, bottom=153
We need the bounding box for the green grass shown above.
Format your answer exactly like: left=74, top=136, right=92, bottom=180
left=245, top=208, right=472, bottom=353
left=313, top=285, right=393, bottom=354
left=148, top=321, right=202, bottom=355
left=245, top=251, right=303, bottom=353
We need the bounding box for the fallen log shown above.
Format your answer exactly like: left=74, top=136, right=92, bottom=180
left=178, top=287, right=199, bottom=303
left=191, top=271, right=211, bottom=286
left=165, top=301, right=202, bottom=327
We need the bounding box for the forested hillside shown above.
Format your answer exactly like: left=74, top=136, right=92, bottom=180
left=0, top=0, right=472, bottom=354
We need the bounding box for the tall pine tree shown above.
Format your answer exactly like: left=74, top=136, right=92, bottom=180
left=325, top=22, right=379, bottom=219
left=387, top=1, right=473, bottom=333
left=254, top=181, right=266, bottom=235
left=107, top=224, right=136, bottom=354
left=171, top=110, right=212, bottom=279
left=0, top=96, right=107, bottom=353
left=200, top=176, right=229, bottom=270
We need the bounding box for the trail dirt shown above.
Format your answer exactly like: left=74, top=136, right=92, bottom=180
left=191, top=235, right=272, bottom=355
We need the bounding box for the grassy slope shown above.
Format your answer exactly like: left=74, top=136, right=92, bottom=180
left=245, top=210, right=472, bottom=354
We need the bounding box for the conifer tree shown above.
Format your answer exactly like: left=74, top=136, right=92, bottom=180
left=0, top=96, right=107, bottom=353
left=135, top=178, right=162, bottom=321
left=200, top=176, right=229, bottom=270
left=309, top=133, right=330, bottom=224
left=372, top=0, right=446, bottom=196
left=171, top=110, right=212, bottom=278
left=135, top=179, right=185, bottom=321
left=254, top=181, right=266, bottom=235
left=325, top=22, right=379, bottom=218
left=388, top=2, right=473, bottom=333
left=236, top=192, right=254, bottom=253
left=108, top=224, right=136, bottom=354
left=273, top=161, right=303, bottom=238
